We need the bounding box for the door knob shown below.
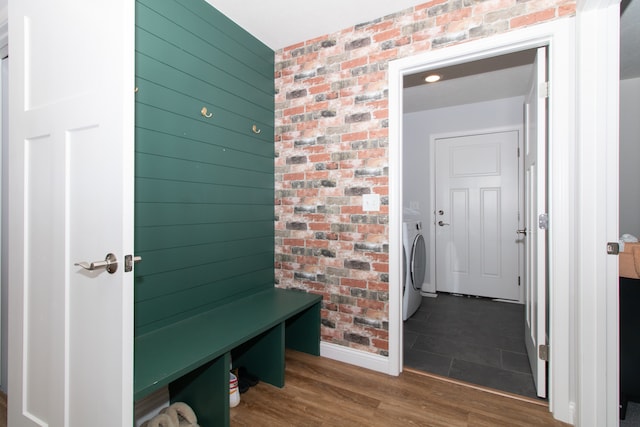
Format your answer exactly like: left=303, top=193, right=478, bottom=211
left=516, top=228, right=528, bottom=236
left=75, top=253, right=118, bottom=274
left=438, top=221, right=449, bottom=226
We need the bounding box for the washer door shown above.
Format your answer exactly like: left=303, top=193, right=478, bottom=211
left=410, top=234, right=426, bottom=291
left=402, top=244, right=407, bottom=295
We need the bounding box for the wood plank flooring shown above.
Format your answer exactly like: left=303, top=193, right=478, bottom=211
left=0, top=352, right=567, bottom=427
left=231, top=350, right=568, bottom=427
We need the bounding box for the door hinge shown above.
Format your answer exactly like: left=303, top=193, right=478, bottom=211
left=539, top=81, right=549, bottom=98
left=124, top=254, right=143, bottom=272
left=518, top=276, right=521, bottom=286
left=517, top=147, right=520, bottom=157
left=538, top=213, right=548, bottom=230
left=607, top=242, right=620, bottom=255
left=539, top=344, right=549, bottom=361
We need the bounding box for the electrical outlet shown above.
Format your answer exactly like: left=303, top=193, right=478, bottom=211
left=363, top=194, right=381, bottom=211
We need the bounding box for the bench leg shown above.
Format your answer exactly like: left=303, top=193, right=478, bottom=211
left=169, top=353, right=230, bottom=427
left=232, top=323, right=285, bottom=388
left=286, top=302, right=321, bottom=356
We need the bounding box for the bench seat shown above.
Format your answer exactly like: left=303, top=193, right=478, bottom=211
left=134, top=288, right=322, bottom=425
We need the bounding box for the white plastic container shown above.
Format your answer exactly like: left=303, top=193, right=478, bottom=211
left=229, top=372, right=240, bottom=407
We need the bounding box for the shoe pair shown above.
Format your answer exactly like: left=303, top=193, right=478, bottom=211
left=140, top=402, right=199, bottom=427
left=237, top=366, right=259, bottom=394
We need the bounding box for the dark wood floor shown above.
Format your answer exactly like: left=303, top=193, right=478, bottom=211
left=230, top=350, right=568, bottom=426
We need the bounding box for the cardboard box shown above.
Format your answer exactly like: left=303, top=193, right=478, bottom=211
left=620, top=242, right=640, bottom=279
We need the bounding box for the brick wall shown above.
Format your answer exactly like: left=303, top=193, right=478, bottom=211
left=274, top=0, right=575, bottom=356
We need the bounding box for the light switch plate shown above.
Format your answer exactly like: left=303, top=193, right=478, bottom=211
left=363, top=194, right=380, bottom=211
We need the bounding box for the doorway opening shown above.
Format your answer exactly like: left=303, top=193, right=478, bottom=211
left=400, top=48, right=548, bottom=400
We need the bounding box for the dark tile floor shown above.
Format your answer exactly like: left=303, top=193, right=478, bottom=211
left=403, top=293, right=539, bottom=399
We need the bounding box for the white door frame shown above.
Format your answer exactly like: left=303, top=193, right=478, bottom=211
left=389, top=19, right=576, bottom=423
left=428, top=126, right=524, bottom=303
left=575, top=0, right=620, bottom=425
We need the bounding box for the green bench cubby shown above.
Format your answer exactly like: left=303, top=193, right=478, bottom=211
left=134, top=288, right=321, bottom=426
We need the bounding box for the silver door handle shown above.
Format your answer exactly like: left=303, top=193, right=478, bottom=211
left=75, top=253, right=118, bottom=274
left=438, top=221, right=449, bottom=226
left=516, top=228, right=527, bottom=235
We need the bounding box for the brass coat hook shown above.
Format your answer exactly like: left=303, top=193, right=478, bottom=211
left=201, top=107, right=213, bottom=118
left=252, top=124, right=261, bottom=134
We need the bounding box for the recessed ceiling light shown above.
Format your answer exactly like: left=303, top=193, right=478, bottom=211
left=425, top=74, right=441, bottom=83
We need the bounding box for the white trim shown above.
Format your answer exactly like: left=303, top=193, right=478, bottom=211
left=320, top=342, right=390, bottom=374
left=389, top=19, right=576, bottom=423
left=574, top=0, right=620, bottom=425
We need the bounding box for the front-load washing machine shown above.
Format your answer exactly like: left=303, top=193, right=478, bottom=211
left=403, top=220, right=426, bottom=320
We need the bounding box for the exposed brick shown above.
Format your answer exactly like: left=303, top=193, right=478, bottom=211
left=344, top=260, right=371, bottom=271
left=432, top=31, right=468, bottom=47
left=510, top=8, right=556, bottom=28
left=331, top=294, right=356, bottom=305
left=344, top=112, right=371, bottom=123
left=354, top=317, right=383, bottom=329
left=294, top=70, right=317, bottom=81
left=355, top=92, right=385, bottom=103
left=295, top=271, right=319, bottom=281
left=345, top=187, right=371, bottom=196
left=345, top=37, right=372, bottom=51
left=322, top=318, right=336, bottom=328
left=354, top=243, right=384, bottom=252
left=344, top=333, right=370, bottom=346
left=286, top=222, right=308, bottom=231
left=287, top=156, right=307, bottom=164
left=286, top=89, right=308, bottom=99
left=275, top=0, right=575, bottom=357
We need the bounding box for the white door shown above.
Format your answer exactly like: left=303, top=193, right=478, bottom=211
left=8, top=1, right=135, bottom=426
left=523, top=46, right=547, bottom=399
left=435, top=131, right=519, bottom=300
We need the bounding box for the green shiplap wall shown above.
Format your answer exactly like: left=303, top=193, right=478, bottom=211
left=134, top=0, right=275, bottom=336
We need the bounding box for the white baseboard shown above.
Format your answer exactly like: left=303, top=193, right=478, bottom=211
left=320, top=341, right=390, bottom=374
left=420, top=291, right=437, bottom=298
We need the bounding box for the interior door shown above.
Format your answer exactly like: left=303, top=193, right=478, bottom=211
left=8, top=1, right=135, bottom=425
left=434, top=131, right=520, bottom=300
left=523, top=46, right=548, bottom=399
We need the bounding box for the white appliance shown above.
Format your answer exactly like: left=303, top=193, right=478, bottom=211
left=403, top=220, right=427, bottom=320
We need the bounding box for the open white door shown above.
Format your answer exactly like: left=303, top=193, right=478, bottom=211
left=8, top=1, right=134, bottom=425
left=523, top=46, right=548, bottom=399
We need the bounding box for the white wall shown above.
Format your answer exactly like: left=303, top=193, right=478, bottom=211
left=0, top=55, right=6, bottom=393
left=619, top=77, right=640, bottom=237
left=402, top=96, right=524, bottom=289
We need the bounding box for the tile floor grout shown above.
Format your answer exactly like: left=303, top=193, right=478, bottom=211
left=403, top=293, right=538, bottom=399
left=404, top=292, right=640, bottom=425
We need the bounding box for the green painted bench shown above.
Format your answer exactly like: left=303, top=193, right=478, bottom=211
left=134, top=288, right=322, bottom=426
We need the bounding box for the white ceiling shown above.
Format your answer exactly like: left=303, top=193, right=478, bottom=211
left=3, top=1, right=635, bottom=112
left=206, top=0, right=428, bottom=50
left=208, top=0, right=640, bottom=113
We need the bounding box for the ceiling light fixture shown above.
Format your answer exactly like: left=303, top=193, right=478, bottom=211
left=424, top=74, right=441, bottom=83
